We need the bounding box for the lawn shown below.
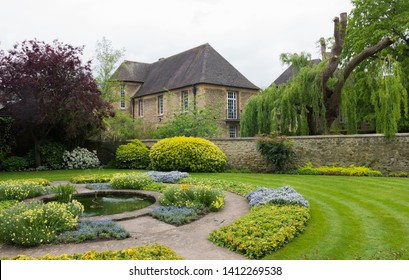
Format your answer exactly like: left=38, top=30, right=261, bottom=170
left=1, top=170, right=408, bottom=260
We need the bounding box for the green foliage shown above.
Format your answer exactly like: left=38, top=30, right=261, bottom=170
left=0, top=179, right=48, bottom=201
left=149, top=136, right=227, bottom=172
left=49, top=184, right=78, bottom=203
left=256, top=134, right=296, bottom=171
left=388, top=171, right=409, bottom=177
left=179, top=177, right=255, bottom=197
left=3, top=243, right=182, bottom=260
left=115, top=139, right=149, bottom=169
left=111, top=173, right=154, bottom=190
left=297, top=162, right=382, bottom=176
left=159, top=184, right=225, bottom=212
left=1, top=156, right=29, bottom=171
left=102, top=110, right=136, bottom=141
left=154, top=107, right=221, bottom=138
left=209, top=204, right=310, bottom=259
left=0, top=200, right=18, bottom=212
left=38, top=141, right=66, bottom=169
left=0, top=200, right=83, bottom=247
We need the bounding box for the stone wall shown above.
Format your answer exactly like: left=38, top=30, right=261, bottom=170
left=141, top=133, right=409, bottom=173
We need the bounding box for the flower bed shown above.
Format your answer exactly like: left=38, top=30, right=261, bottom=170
left=0, top=179, right=49, bottom=201
left=246, top=186, right=310, bottom=208
left=297, top=162, right=382, bottom=176
left=150, top=206, right=203, bottom=226
left=209, top=204, right=310, bottom=259
left=1, top=243, right=182, bottom=260
left=147, top=171, right=189, bottom=183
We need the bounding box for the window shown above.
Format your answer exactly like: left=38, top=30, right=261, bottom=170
left=181, top=90, right=189, bottom=112
left=158, top=95, right=164, bottom=115
left=227, top=91, right=237, bottom=119
left=138, top=99, right=143, bottom=117
left=229, top=125, right=237, bottom=138
left=120, top=84, right=125, bottom=109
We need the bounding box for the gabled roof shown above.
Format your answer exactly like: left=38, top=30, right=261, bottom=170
left=112, top=43, right=259, bottom=97
left=273, top=59, right=321, bottom=86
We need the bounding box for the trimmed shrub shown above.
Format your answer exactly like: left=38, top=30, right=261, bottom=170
left=297, top=162, right=382, bottom=176
left=62, top=147, right=100, bottom=169
left=246, top=186, right=310, bottom=208
left=150, top=206, right=202, bottom=226
left=111, top=173, right=154, bottom=190
left=159, top=184, right=225, bottom=212
left=147, top=171, right=189, bottom=183
left=1, top=156, right=29, bottom=171
left=0, top=200, right=83, bottom=247
left=2, top=244, right=182, bottom=260
left=0, top=179, right=48, bottom=201
left=56, top=219, right=129, bottom=243
left=209, top=204, right=310, bottom=259
left=149, top=136, right=227, bottom=172
left=115, top=139, right=149, bottom=169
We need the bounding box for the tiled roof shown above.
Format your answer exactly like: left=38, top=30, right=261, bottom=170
left=112, top=43, right=259, bottom=97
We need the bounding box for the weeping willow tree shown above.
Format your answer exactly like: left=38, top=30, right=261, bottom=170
left=240, top=86, right=281, bottom=136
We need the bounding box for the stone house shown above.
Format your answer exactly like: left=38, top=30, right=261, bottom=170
left=112, top=43, right=259, bottom=138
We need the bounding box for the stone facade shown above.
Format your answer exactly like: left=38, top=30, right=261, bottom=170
left=141, top=133, right=409, bottom=173
left=131, top=84, right=258, bottom=138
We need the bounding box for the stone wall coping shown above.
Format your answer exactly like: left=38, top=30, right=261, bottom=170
left=140, top=133, right=409, bottom=142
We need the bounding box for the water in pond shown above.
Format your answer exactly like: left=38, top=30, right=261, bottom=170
left=76, top=194, right=153, bottom=217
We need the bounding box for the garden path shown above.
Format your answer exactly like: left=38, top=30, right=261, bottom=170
left=0, top=181, right=250, bottom=260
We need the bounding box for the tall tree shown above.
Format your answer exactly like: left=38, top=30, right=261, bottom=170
left=322, top=0, right=409, bottom=134
left=0, top=39, right=112, bottom=165
left=94, top=37, right=125, bottom=103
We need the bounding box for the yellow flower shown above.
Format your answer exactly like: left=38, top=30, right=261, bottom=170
left=181, top=184, right=189, bottom=190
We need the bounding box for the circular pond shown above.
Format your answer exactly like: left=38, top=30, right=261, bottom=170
left=43, top=191, right=155, bottom=217
left=75, top=191, right=154, bottom=217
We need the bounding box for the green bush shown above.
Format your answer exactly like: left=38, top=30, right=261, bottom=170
left=0, top=200, right=83, bottom=247
left=149, top=136, right=227, bottom=172
left=111, top=173, right=153, bottom=190
left=256, top=134, right=296, bottom=172
left=159, top=184, right=225, bottom=212
left=115, top=139, right=149, bottom=169
left=297, top=162, right=382, bottom=176
left=0, top=179, right=48, bottom=201
left=27, top=141, right=66, bottom=169
left=1, top=156, right=29, bottom=171
left=389, top=171, right=409, bottom=177
left=0, top=200, right=18, bottom=212
left=2, top=243, right=182, bottom=260
left=209, top=204, right=310, bottom=259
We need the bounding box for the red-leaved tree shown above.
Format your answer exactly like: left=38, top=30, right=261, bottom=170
left=0, top=39, right=113, bottom=166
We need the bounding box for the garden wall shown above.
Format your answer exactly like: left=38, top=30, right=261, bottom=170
left=141, top=133, right=409, bottom=173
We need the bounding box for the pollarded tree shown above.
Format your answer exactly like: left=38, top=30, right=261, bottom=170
left=0, top=39, right=113, bottom=166
left=321, top=0, right=409, bottom=135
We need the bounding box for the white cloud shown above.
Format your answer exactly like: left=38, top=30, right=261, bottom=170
left=0, top=0, right=353, bottom=88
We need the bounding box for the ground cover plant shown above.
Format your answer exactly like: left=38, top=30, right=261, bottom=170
left=56, top=219, right=129, bottom=243
left=147, top=171, right=189, bottom=183
left=150, top=206, right=203, bottom=226
left=1, top=243, right=182, bottom=260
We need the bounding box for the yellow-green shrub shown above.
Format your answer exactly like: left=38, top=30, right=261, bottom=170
left=115, top=139, right=149, bottom=169
left=71, top=174, right=114, bottom=184
left=149, top=136, right=227, bottom=172
left=0, top=200, right=83, bottom=247
left=209, top=204, right=310, bottom=259
left=297, top=162, right=382, bottom=176
left=3, top=243, right=182, bottom=260
left=111, top=173, right=153, bottom=190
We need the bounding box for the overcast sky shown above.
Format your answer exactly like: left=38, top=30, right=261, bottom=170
left=1, top=0, right=353, bottom=88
